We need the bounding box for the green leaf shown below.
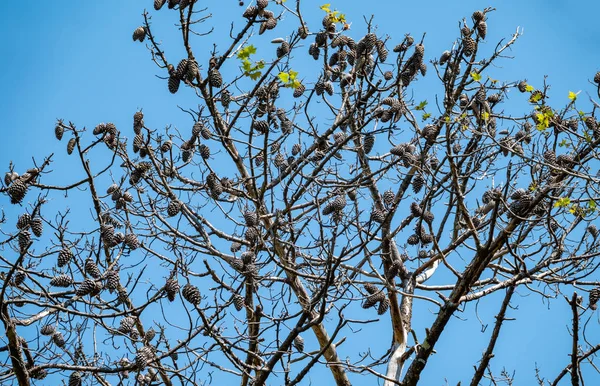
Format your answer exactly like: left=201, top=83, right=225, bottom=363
left=415, top=100, right=428, bottom=111
left=320, top=3, right=331, bottom=12
left=249, top=71, right=262, bottom=81
left=568, top=90, right=579, bottom=101
left=288, top=70, right=299, bottom=80
left=589, top=200, right=597, bottom=210
left=558, top=139, right=570, bottom=148
left=530, top=92, right=542, bottom=103
left=278, top=72, right=290, bottom=84
left=422, top=113, right=431, bottom=121
left=470, top=72, right=482, bottom=82
left=237, top=45, right=257, bottom=60
left=528, top=182, right=537, bottom=192
left=525, top=84, right=534, bottom=92
left=554, top=197, right=571, bottom=208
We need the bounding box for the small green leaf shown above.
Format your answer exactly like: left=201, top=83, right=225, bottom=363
left=481, top=112, right=490, bottom=121
left=278, top=72, right=290, bottom=84
left=470, top=72, right=482, bottom=82
left=525, top=84, right=534, bottom=92
left=320, top=3, right=331, bottom=12
left=237, top=45, right=257, bottom=60
left=529, top=92, right=542, bottom=103
left=528, top=182, right=537, bottom=192
left=415, top=100, right=428, bottom=111
left=554, top=197, right=571, bottom=208
left=422, top=113, right=431, bottom=121
left=558, top=139, right=570, bottom=148
left=568, top=90, right=580, bottom=101
left=589, top=200, right=597, bottom=210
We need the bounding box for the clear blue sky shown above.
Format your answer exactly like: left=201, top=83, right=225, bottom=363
left=2, top=1, right=600, bottom=385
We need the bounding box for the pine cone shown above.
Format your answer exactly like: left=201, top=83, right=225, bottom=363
left=68, top=372, right=82, bottom=386
left=253, top=120, right=269, bottom=134
left=230, top=241, right=242, bottom=253
left=244, top=210, right=259, bottom=226
left=167, top=200, right=182, bottom=217
left=30, top=217, right=43, bottom=237
left=364, top=283, right=378, bottom=295
left=16, top=213, right=31, bottom=230
left=12, top=271, right=25, bottom=286
left=168, top=75, right=180, bottom=94
left=407, top=234, right=420, bottom=245
left=330, top=195, right=347, bottom=211
left=18, top=230, right=31, bottom=253
left=50, top=274, right=73, bottom=287
left=363, top=133, right=375, bottom=154
left=233, top=294, right=245, bottom=311
left=588, top=225, right=599, bottom=239
left=76, top=279, right=97, bottom=296
left=165, top=276, right=180, bottom=302
left=371, top=209, right=386, bottom=223
left=124, top=233, right=139, bottom=250
left=41, top=324, right=55, bottom=336
left=208, top=68, right=223, bottom=88
left=105, top=270, right=120, bottom=291
left=377, top=297, right=390, bottom=315
left=476, top=21, right=487, bottom=39
left=8, top=179, right=28, bottom=204
left=472, top=10, right=485, bottom=22
left=230, top=258, right=244, bottom=271
left=243, top=5, right=258, bottom=18
left=132, top=26, right=146, bottom=42
left=362, top=293, right=383, bottom=309
left=383, top=190, right=395, bottom=206
left=293, top=83, right=305, bottom=98
left=52, top=332, right=66, bottom=347
left=422, top=211, right=435, bottom=224
left=590, top=288, right=600, bottom=310
left=198, top=144, right=210, bottom=160
left=244, top=227, right=260, bottom=244
left=135, top=346, right=153, bottom=370
left=57, top=247, right=73, bottom=267
left=55, top=122, right=65, bottom=140
left=182, top=283, right=201, bottom=305
left=462, top=36, right=476, bottom=56
left=412, top=174, right=425, bottom=194
left=220, top=90, right=231, bottom=109
left=30, top=368, right=48, bottom=380
left=175, top=59, right=189, bottom=80
left=118, top=316, right=136, bottom=334
left=293, top=335, right=305, bottom=352
left=277, top=41, right=290, bottom=58
left=144, top=327, right=156, bottom=344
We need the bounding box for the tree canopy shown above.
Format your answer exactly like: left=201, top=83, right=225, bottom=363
left=2, top=1, right=600, bottom=385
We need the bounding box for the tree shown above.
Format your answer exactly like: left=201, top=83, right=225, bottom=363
left=2, top=1, right=600, bottom=385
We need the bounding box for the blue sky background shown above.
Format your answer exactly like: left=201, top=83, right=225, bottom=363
left=2, top=1, right=600, bottom=385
